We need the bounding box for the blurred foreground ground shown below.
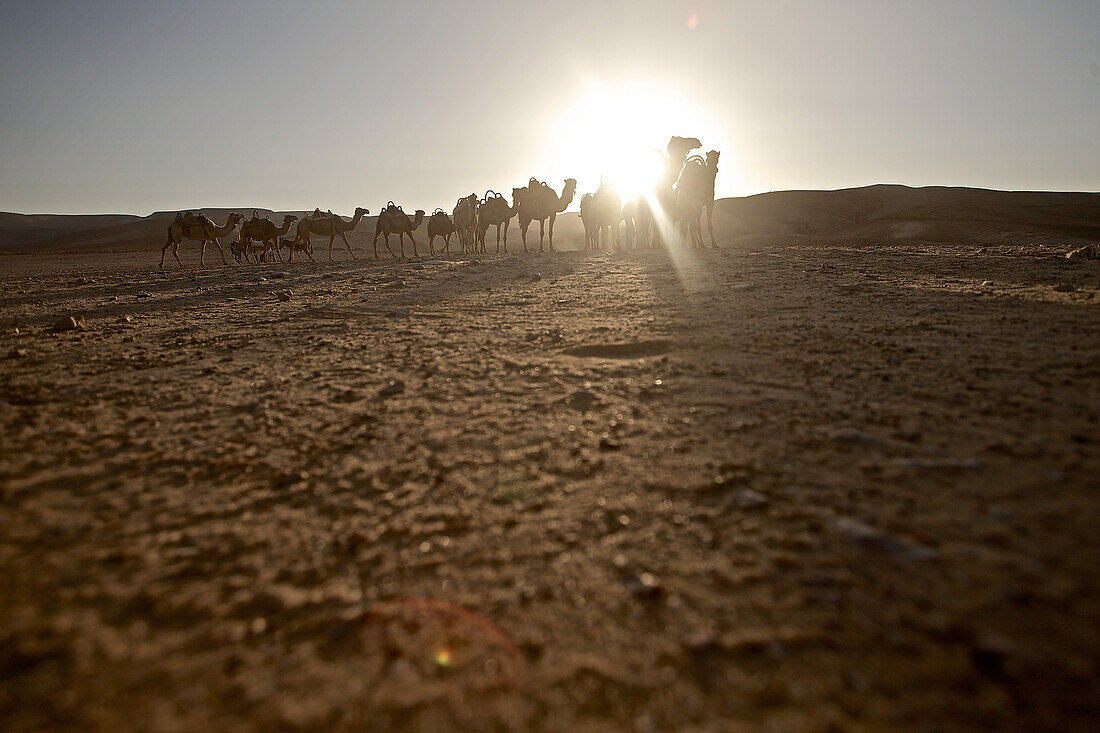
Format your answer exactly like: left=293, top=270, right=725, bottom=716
left=1, top=238, right=1098, bottom=731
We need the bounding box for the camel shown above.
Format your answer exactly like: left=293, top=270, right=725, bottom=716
left=239, top=214, right=298, bottom=263
left=580, top=183, right=622, bottom=251
left=426, top=209, right=455, bottom=255
left=372, top=202, right=425, bottom=258
left=161, top=212, right=245, bottom=268
left=278, top=236, right=316, bottom=263
left=579, top=194, right=597, bottom=251
left=674, top=151, right=720, bottom=249
left=477, top=191, right=516, bottom=253
left=637, top=136, right=704, bottom=249
left=513, top=178, right=576, bottom=253
left=292, top=207, right=369, bottom=261
left=453, top=194, right=479, bottom=255
left=621, top=197, right=654, bottom=250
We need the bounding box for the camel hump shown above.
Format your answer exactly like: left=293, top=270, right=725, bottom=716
left=432, top=208, right=446, bottom=216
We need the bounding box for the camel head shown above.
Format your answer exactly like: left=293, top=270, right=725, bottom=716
left=412, top=209, right=425, bottom=227
left=229, top=213, right=245, bottom=226
left=561, top=178, right=578, bottom=204
left=354, top=207, right=369, bottom=217
left=283, top=214, right=299, bottom=224
left=667, top=136, right=702, bottom=162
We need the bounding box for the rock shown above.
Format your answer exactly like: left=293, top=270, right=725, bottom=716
left=378, top=379, right=406, bottom=396
left=565, top=389, right=599, bottom=411
left=1065, top=244, right=1097, bottom=260
left=135, top=291, right=152, bottom=298
left=529, top=272, right=543, bottom=282
left=621, top=572, right=664, bottom=599
left=333, top=389, right=361, bottom=403
left=409, top=264, right=425, bottom=271
left=980, top=280, right=993, bottom=287
left=734, top=489, right=769, bottom=509
left=276, top=290, right=292, bottom=302
left=599, top=437, right=621, bottom=451
left=833, top=517, right=938, bottom=562
left=120, top=315, right=132, bottom=323
left=52, top=315, right=86, bottom=332
left=892, top=457, right=984, bottom=471
left=830, top=428, right=888, bottom=448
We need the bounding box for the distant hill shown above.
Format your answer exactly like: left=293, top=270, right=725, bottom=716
left=1, top=186, right=1097, bottom=254
left=713, top=185, right=1100, bottom=248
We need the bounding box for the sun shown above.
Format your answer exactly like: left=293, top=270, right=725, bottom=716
left=542, top=81, right=723, bottom=204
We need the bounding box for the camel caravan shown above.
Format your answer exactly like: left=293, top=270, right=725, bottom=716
left=159, top=136, right=719, bottom=268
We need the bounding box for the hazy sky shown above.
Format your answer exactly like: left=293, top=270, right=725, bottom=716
left=1, top=0, right=1097, bottom=215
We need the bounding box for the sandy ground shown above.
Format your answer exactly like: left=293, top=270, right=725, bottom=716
left=1, top=237, right=1098, bottom=731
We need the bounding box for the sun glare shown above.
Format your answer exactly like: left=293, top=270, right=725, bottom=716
left=543, top=82, right=725, bottom=204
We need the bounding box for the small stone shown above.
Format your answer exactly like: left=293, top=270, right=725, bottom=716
left=599, top=437, right=620, bottom=451
left=831, top=428, right=888, bottom=448
left=980, top=280, right=993, bottom=287
left=52, top=315, right=86, bottom=332
left=1065, top=245, right=1097, bottom=260
left=621, top=572, right=664, bottom=599
left=378, top=379, right=406, bottom=396
left=135, top=291, right=152, bottom=298
left=833, top=517, right=938, bottom=562
left=276, top=290, right=292, bottom=302
left=333, top=389, right=361, bottom=403
left=734, top=489, right=769, bottom=509
left=565, top=389, right=599, bottom=411
left=120, top=315, right=132, bottom=323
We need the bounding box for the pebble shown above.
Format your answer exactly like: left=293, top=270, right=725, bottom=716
left=620, top=572, right=664, bottom=599
left=378, top=379, right=406, bottom=396
left=565, top=389, right=599, bottom=410
left=833, top=516, right=938, bottom=562
left=831, top=428, right=888, bottom=448
left=734, top=489, right=769, bottom=509
left=52, top=315, right=86, bottom=332
left=276, top=290, right=292, bottom=302
left=135, top=291, right=152, bottom=298
left=599, top=437, right=621, bottom=451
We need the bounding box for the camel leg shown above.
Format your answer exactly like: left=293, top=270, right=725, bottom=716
left=212, top=238, right=229, bottom=265
left=537, top=219, right=545, bottom=252
left=328, top=235, right=336, bottom=261
left=443, top=234, right=451, bottom=254
left=410, top=232, right=419, bottom=258
left=548, top=214, right=557, bottom=251
left=520, top=221, right=530, bottom=253
left=706, top=204, right=717, bottom=248
left=372, top=233, right=382, bottom=259
left=199, top=240, right=209, bottom=268
left=502, top=222, right=509, bottom=253
left=341, top=232, right=356, bottom=259
left=160, top=236, right=173, bottom=268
